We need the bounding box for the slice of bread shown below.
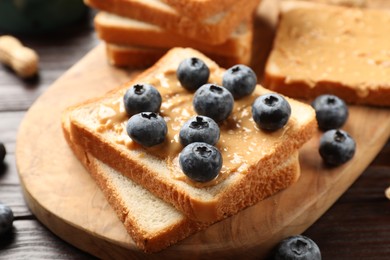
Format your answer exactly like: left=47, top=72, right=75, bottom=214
left=105, top=43, right=251, bottom=69
left=84, top=0, right=260, bottom=45
left=68, top=47, right=316, bottom=222
left=95, top=12, right=253, bottom=61
left=264, top=1, right=390, bottom=106
left=62, top=107, right=300, bottom=252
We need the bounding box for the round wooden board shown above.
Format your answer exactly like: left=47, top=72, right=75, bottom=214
left=15, top=44, right=390, bottom=259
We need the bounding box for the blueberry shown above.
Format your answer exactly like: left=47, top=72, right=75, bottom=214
left=0, top=143, right=5, bottom=163
left=193, top=84, right=234, bottom=122
left=222, top=64, right=257, bottom=99
left=179, top=142, right=222, bottom=183
left=0, top=203, right=14, bottom=236
left=179, top=116, right=220, bottom=146
left=319, top=129, right=356, bottom=166
left=311, top=94, right=348, bottom=131
left=123, top=83, right=162, bottom=116
left=126, top=112, right=167, bottom=147
left=252, top=93, right=291, bottom=131
left=274, top=235, right=321, bottom=260
left=177, top=57, right=210, bottom=91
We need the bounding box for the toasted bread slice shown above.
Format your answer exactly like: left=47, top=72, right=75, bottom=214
left=84, top=0, right=260, bottom=45
left=264, top=1, right=390, bottom=106
left=105, top=43, right=251, bottom=69
left=68, top=47, right=316, bottom=222
left=95, top=12, right=253, bottom=61
left=62, top=107, right=300, bottom=252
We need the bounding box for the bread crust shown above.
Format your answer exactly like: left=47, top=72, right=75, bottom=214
left=94, top=12, right=253, bottom=60
left=84, top=0, right=260, bottom=45
left=105, top=43, right=251, bottom=69
left=263, top=74, right=390, bottom=106
left=69, top=48, right=316, bottom=223
left=161, top=0, right=240, bottom=20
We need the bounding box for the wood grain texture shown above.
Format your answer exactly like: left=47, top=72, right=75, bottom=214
left=15, top=44, right=390, bottom=260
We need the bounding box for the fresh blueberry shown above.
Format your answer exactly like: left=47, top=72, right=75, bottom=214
left=0, top=143, right=5, bottom=163
left=311, top=94, right=348, bottom=131
left=177, top=57, right=210, bottom=91
left=193, top=84, right=234, bottom=122
left=222, top=64, right=257, bottom=99
left=0, top=203, right=14, bottom=236
left=252, top=93, right=291, bottom=131
left=319, top=129, right=356, bottom=166
left=123, top=83, right=162, bottom=116
left=179, top=142, right=222, bottom=183
left=274, top=235, right=321, bottom=260
left=179, top=116, right=220, bottom=146
left=126, top=112, right=167, bottom=147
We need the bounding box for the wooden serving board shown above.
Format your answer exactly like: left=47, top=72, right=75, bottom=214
left=16, top=2, right=390, bottom=260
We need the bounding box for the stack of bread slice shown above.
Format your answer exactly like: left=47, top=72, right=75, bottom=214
left=84, top=0, right=261, bottom=68
left=62, top=47, right=317, bottom=252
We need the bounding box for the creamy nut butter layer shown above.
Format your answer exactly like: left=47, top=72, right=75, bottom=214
left=264, top=3, right=390, bottom=106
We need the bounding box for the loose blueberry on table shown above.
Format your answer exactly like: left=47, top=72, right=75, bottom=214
left=0, top=203, right=14, bottom=237
left=273, top=235, right=321, bottom=260
left=179, top=142, right=222, bottom=183
left=126, top=112, right=167, bottom=147
left=252, top=93, right=291, bottom=131
left=0, top=142, right=5, bottom=163
left=311, top=94, right=348, bottom=131
left=123, top=83, right=162, bottom=116
left=177, top=57, right=210, bottom=91
left=319, top=129, right=356, bottom=166
left=179, top=115, right=220, bottom=146
left=222, top=64, right=257, bottom=99
left=193, top=83, right=234, bottom=122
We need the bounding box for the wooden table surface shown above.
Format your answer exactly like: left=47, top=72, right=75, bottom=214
left=0, top=8, right=389, bottom=260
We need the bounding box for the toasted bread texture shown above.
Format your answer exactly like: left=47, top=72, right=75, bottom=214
left=62, top=107, right=300, bottom=252
left=68, top=47, right=316, bottom=222
left=105, top=43, right=251, bottom=69
left=295, top=0, right=367, bottom=7
left=95, top=12, right=253, bottom=61
left=161, top=0, right=239, bottom=20
left=264, top=1, right=390, bottom=106
left=84, top=0, right=260, bottom=45
left=105, top=44, right=167, bottom=69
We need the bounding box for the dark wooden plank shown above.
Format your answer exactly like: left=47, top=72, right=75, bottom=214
left=0, top=10, right=99, bottom=112
left=0, top=111, right=24, bottom=184
left=0, top=220, right=96, bottom=259
left=304, top=155, right=390, bottom=260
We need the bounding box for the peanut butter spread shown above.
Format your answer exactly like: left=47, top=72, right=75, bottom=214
left=95, top=67, right=298, bottom=187
left=267, top=6, right=390, bottom=96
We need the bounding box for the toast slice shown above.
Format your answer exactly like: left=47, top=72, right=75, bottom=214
left=84, top=0, right=260, bottom=45
left=68, top=47, right=316, bottom=222
left=264, top=1, right=390, bottom=106
left=105, top=43, right=251, bottom=69
left=94, top=12, right=253, bottom=61
left=62, top=107, right=300, bottom=252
